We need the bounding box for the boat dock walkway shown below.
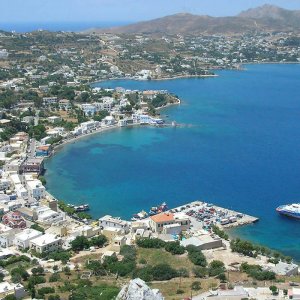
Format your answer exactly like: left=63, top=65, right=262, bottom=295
left=167, top=200, right=259, bottom=229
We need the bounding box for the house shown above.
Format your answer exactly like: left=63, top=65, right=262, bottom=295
left=199, top=286, right=249, bottom=300
left=34, top=206, right=65, bottom=225
left=48, top=116, right=61, bottom=124
left=30, top=233, right=62, bottom=253
left=0, top=223, right=21, bottom=247
left=103, top=116, right=116, bottom=126
left=180, top=235, right=223, bottom=250
left=110, top=235, right=126, bottom=252
left=2, top=211, right=27, bottom=229
left=15, top=184, right=28, bottom=199
left=0, top=282, right=26, bottom=299
left=149, top=212, right=190, bottom=233
left=14, top=228, right=43, bottom=250
left=43, top=97, right=58, bottom=105
left=36, top=145, right=52, bottom=157
left=99, top=215, right=129, bottom=233
left=22, top=158, right=44, bottom=175
left=26, top=180, right=45, bottom=200
left=264, top=261, right=299, bottom=276
left=59, top=99, right=71, bottom=110
left=81, top=104, right=96, bottom=116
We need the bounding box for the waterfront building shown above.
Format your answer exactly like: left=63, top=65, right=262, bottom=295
left=34, top=206, right=65, bottom=225
left=30, top=233, right=62, bottom=253
left=99, top=215, right=130, bottom=233
left=103, top=116, right=116, bottom=126
left=149, top=212, right=190, bottom=233
left=22, top=158, right=44, bottom=175
left=264, top=261, right=299, bottom=276
left=81, top=103, right=97, bottom=116
left=14, top=228, right=43, bottom=250
left=36, top=145, right=52, bottom=157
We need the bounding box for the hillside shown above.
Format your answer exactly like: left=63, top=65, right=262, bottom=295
left=86, top=4, right=300, bottom=35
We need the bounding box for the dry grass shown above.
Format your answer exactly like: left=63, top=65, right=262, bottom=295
left=150, top=277, right=218, bottom=300
left=137, top=248, right=194, bottom=271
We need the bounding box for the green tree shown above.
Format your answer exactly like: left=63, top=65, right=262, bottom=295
left=70, top=236, right=90, bottom=251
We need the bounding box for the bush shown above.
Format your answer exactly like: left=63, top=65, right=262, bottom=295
left=212, top=225, right=229, bottom=240
left=48, top=295, right=61, bottom=300
left=37, top=287, right=55, bottom=296
left=176, top=289, right=184, bottom=294
left=49, top=273, right=61, bottom=282
left=186, top=245, right=207, bottom=267
left=48, top=250, right=72, bottom=264
left=136, top=238, right=166, bottom=248
left=193, top=267, right=207, bottom=278
left=30, top=223, right=45, bottom=233
left=139, top=258, right=147, bottom=265
left=191, top=281, right=201, bottom=291
left=31, top=266, right=44, bottom=276
left=208, top=260, right=226, bottom=277
left=120, top=245, right=136, bottom=262
left=240, top=263, right=276, bottom=281
left=133, top=266, right=153, bottom=282
left=165, top=241, right=185, bottom=255
left=10, top=267, right=29, bottom=281
left=151, top=263, right=178, bottom=281
left=177, top=267, right=189, bottom=278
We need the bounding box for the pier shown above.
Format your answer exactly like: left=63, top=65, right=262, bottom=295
left=166, top=200, right=259, bottom=230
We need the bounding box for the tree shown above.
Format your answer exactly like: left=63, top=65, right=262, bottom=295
left=70, top=236, right=90, bottom=251
left=30, top=223, right=45, bottom=233
left=90, top=235, right=107, bottom=248
left=186, top=245, right=207, bottom=267
left=10, top=267, right=29, bottom=281
left=269, top=285, right=278, bottom=295
left=151, top=264, right=178, bottom=281
left=31, top=266, right=44, bottom=276
left=208, top=260, right=226, bottom=277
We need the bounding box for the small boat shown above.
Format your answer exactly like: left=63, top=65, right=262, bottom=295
left=148, top=202, right=168, bottom=215
left=74, top=204, right=90, bottom=212
left=131, top=210, right=148, bottom=221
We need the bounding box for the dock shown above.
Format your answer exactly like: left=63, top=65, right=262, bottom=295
left=166, top=200, right=259, bottom=229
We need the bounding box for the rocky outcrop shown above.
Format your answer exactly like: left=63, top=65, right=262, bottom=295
left=116, top=278, right=164, bottom=300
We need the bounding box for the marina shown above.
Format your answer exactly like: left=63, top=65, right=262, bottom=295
left=166, top=200, right=259, bottom=230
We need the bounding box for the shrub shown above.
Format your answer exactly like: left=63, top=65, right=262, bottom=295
left=176, top=289, right=184, bottom=294
left=208, top=260, right=226, bottom=277
left=151, top=263, right=178, bottom=281
left=240, top=263, right=276, bottom=281
left=37, top=287, right=55, bottom=296
left=120, top=245, right=136, bottom=262
left=49, top=273, right=61, bottom=282
left=186, top=246, right=207, bottom=267
left=193, top=266, right=207, bottom=278
left=136, top=238, right=166, bottom=248
left=191, top=281, right=201, bottom=291
left=165, top=241, right=185, bottom=255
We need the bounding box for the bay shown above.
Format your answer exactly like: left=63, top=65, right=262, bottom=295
left=45, top=64, right=300, bottom=259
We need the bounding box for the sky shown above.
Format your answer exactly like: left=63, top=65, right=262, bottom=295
left=1, top=0, right=300, bottom=24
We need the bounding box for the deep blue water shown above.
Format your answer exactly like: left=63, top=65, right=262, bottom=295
left=45, top=64, right=300, bottom=259
left=0, top=22, right=129, bottom=33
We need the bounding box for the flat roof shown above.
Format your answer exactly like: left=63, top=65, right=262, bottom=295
left=15, top=228, right=42, bottom=241
left=30, top=233, right=61, bottom=246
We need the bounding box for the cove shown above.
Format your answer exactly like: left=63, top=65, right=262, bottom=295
left=45, top=64, right=300, bottom=259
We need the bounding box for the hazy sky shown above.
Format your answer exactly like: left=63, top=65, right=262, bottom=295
left=2, top=0, right=300, bottom=23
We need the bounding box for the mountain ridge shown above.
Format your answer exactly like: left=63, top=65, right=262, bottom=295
left=85, top=4, right=300, bottom=35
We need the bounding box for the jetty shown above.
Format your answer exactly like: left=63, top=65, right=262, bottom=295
left=166, top=200, right=258, bottom=229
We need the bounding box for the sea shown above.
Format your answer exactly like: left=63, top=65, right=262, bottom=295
left=45, top=64, right=300, bottom=259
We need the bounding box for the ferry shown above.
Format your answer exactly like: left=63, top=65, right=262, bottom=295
left=276, top=203, right=300, bottom=219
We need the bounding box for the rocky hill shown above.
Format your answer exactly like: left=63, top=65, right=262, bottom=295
left=86, top=4, right=300, bottom=35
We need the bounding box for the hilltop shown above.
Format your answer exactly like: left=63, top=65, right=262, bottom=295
left=85, top=4, right=300, bottom=35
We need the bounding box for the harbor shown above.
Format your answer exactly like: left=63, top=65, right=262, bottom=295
left=131, top=200, right=259, bottom=230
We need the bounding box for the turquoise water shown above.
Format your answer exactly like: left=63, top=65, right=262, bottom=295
left=45, top=64, right=300, bottom=259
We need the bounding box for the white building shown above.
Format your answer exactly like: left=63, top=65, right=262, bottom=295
left=26, top=180, right=45, bottom=200
left=48, top=116, right=61, bottom=124
left=99, top=215, right=129, bottom=233
left=81, top=104, right=96, bottom=116
left=34, top=206, right=65, bottom=225
left=15, top=184, right=28, bottom=199
left=14, top=228, right=43, bottom=250
left=103, top=116, right=116, bottom=126
left=0, top=224, right=21, bottom=248
left=30, top=233, right=62, bottom=253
